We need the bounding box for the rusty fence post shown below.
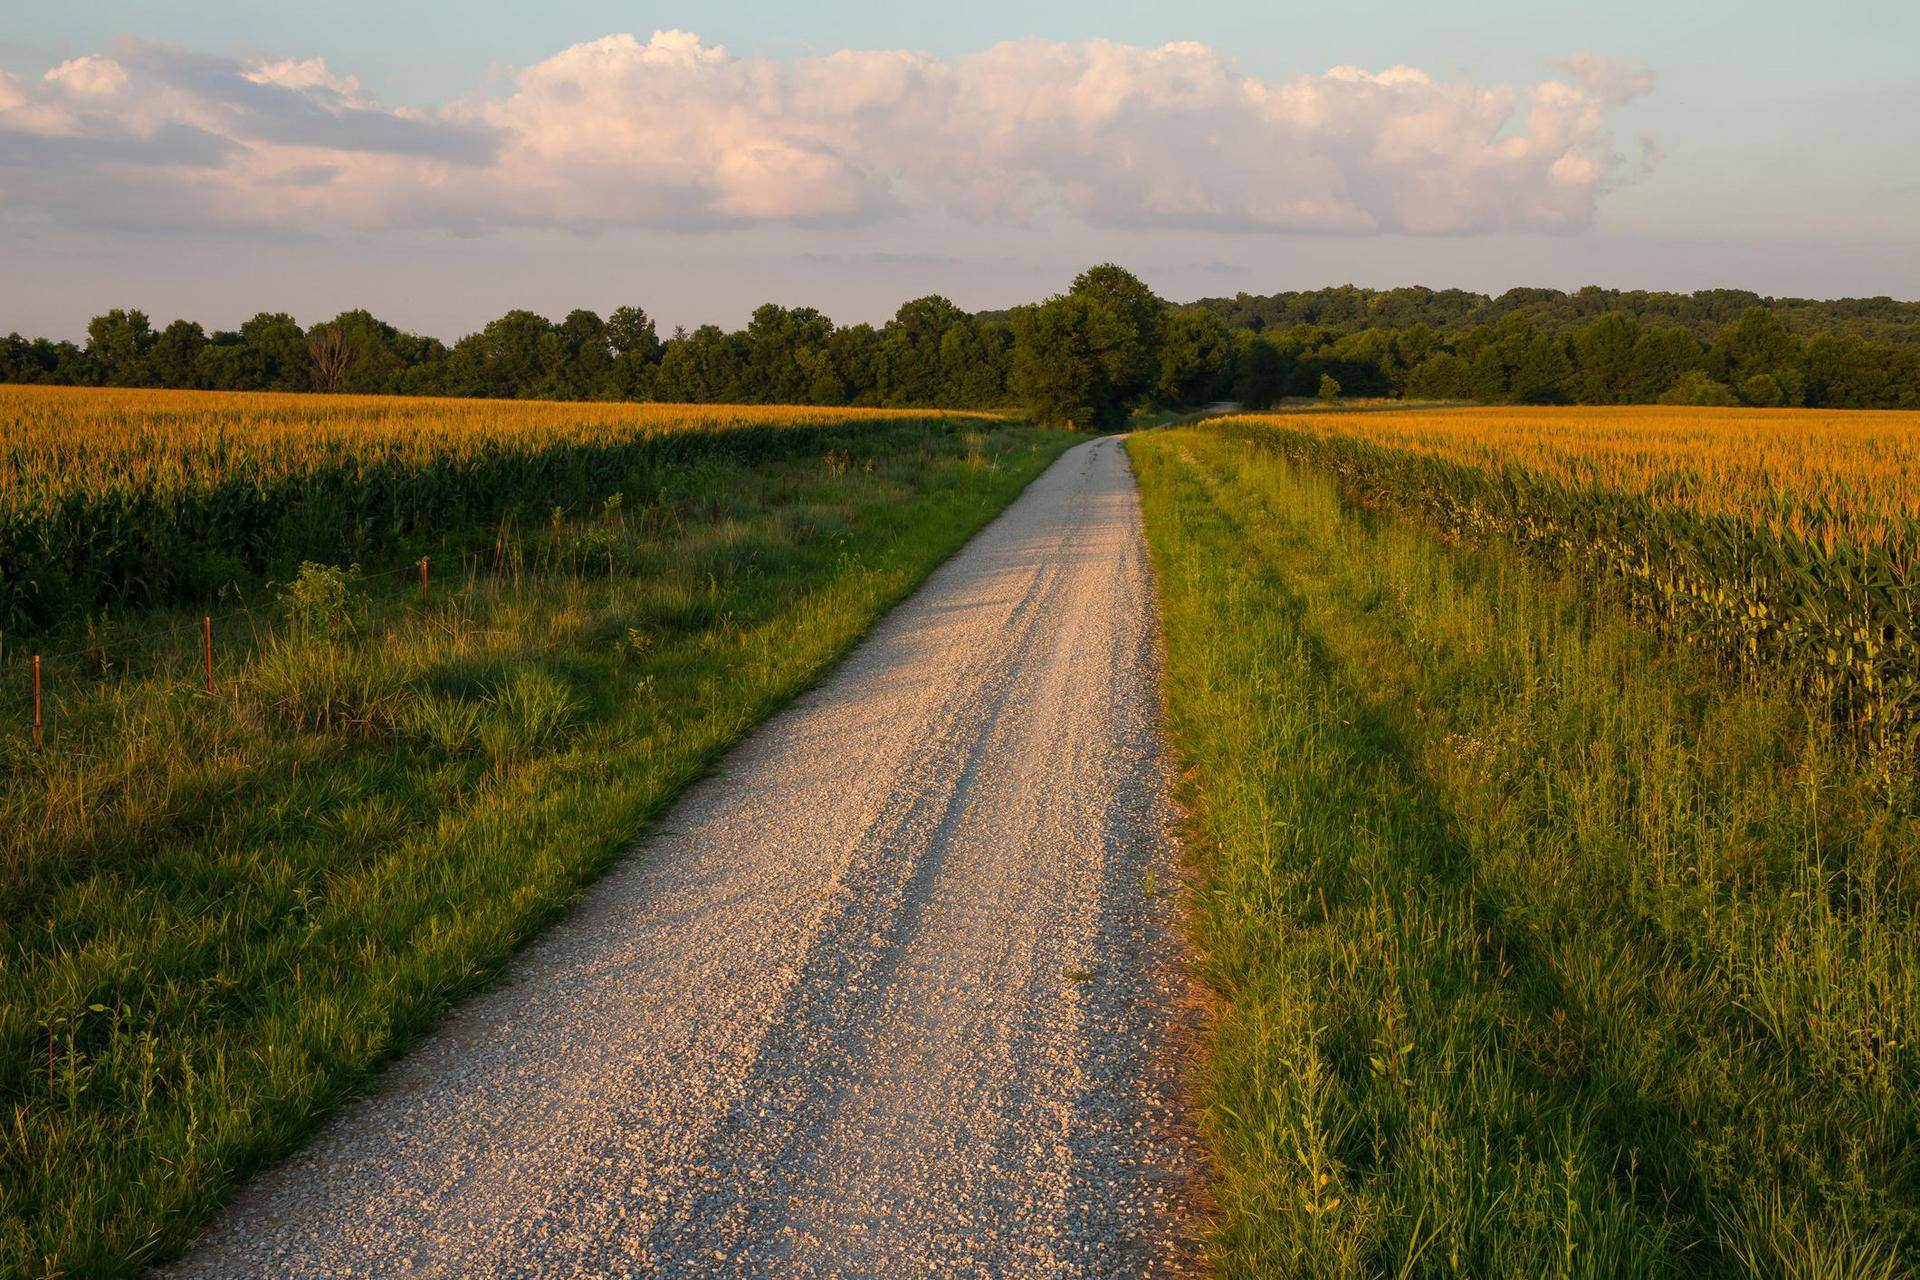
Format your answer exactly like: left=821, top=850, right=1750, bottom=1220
left=32, top=655, right=43, bottom=750
left=203, top=616, right=214, bottom=696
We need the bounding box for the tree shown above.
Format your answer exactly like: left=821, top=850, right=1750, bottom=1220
left=1659, top=370, right=1739, bottom=406
left=878, top=296, right=967, bottom=405
left=239, top=313, right=311, bottom=392
left=1317, top=373, right=1342, bottom=402
left=1570, top=312, right=1640, bottom=404
left=655, top=325, right=748, bottom=403
left=307, top=323, right=356, bottom=393
left=86, top=309, right=156, bottom=386
left=1008, top=295, right=1106, bottom=428
left=448, top=310, right=552, bottom=399
left=1157, top=309, right=1233, bottom=407
left=606, top=306, right=662, bottom=363
left=829, top=324, right=884, bottom=405
left=604, top=306, right=662, bottom=399
left=1740, top=373, right=1785, bottom=407
left=1627, top=327, right=1703, bottom=401
left=149, top=320, right=207, bottom=388
left=1803, top=333, right=1920, bottom=409
left=1230, top=333, right=1289, bottom=409
left=938, top=318, right=1010, bottom=407
left=548, top=309, right=612, bottom=398
left=1069, top=264, right=1165, bottom=414
left=1407, top=351, right=1470, bottom=401
left=1712, top=307, right=1797, bottom=385
left=739, top=304, right=835, bottom=404
left=1509, top=333, right=1574, bottom=404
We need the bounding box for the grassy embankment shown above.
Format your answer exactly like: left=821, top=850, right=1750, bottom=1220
left=0, top=386, right=1075, bottom=1278
left=1131, top=412, right=1917, bottom=1278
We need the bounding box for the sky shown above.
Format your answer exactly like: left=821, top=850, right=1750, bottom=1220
left=2, top=0, right=1916, bottom=340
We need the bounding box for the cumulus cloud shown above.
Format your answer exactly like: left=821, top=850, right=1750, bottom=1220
left=0, top=31, right=1653, bottom=236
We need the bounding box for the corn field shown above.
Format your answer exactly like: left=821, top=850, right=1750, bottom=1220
left=0, top=386, right=1000, bottom=637
left=1217, top=405, right=1920, bottom=750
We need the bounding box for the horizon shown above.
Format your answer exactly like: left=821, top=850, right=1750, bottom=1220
left=17, top=276, right=1920, bottom=348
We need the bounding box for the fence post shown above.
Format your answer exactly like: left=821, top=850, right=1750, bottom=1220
left=32, top=655, right=43, bottom=750
left=203, top=617, right=214, bottom=697
left=421, top=556, right=430, bottom=609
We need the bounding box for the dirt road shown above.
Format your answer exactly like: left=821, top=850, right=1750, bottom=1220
left=170, top=435, right=1200, bottom=1278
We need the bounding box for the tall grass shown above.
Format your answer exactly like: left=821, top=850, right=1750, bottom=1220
left=1131, top=426, right=1917, bottom=1277
left=0, top=412, right=1074, bottom=1279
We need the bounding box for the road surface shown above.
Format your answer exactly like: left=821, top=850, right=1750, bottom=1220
left=169, top=435, right=1201, bottom=1278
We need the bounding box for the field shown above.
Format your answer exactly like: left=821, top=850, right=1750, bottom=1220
left=1130, top=409, right=1919, bottom=1276
left=0, top=386, right=1073, bottom=1277
left=0, top=386, right=999, bottom=637
left=1225, top=406, right=1920, bottom=748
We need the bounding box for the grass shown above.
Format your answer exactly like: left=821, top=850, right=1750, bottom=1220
left=0, top=414, right=1075, bottom=1279
left=1129, top=425, right=1917, bottom=1278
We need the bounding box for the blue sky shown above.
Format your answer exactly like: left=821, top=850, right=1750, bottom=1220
left=2, top=1, right=1916, bottom=338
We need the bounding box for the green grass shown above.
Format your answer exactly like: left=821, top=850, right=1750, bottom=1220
left=0, top=419, right=1075, bottom=1279
left=1129, top=426, right=1918, bottom=1278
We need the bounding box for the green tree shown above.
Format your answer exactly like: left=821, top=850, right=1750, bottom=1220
left=448, top=310, right=552, bottom=399
left=1627, top=327, right=1703, bottom=401
left=1711, top=307, right=1797, bottom=386
left=742, top=304, right=835, bottom=404
left=1008, top=295, right=1106, bottom=428
left=607, top=306, right=662, bottom=363
left=85, top=309, right=156, bottom=386
left=1407, top=351, right=1470, bottom=400
left=1229, top=333, right=1289, bottom=409
left=1659, top=369, right=1739, bottom=406
left=1740, top=373, right=1786, bottom=407
left=878, top=296, right=967, bottom=405
left=1317, top=373, right=1342, bottom=402
left=1570, top=312, right=1640, bottom=403
left=1157, top=309, right=1234, bottom=407
left=1510, top=333, right=1574, bottom=404
left=148, top=320, right=207, bottom=388
left=937, top=318, right=1009, bottom=408
left=1069, top=264, right=1165, bottom=412
left=239, top=313, right=312, bottom=392
left=1803, top=333, right=1920, bottom=409
left=655, top=325, right=749, bottom=403
left=604, top=306, right=662, bottom=399
left=547, top=309, right=612, bottom=399
left=829, top=323, right=884, bottom=406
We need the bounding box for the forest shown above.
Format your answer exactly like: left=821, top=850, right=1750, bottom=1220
left=5, top=269, right=1919, bottom=421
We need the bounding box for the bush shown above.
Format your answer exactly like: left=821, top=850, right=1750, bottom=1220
left=1741, top=373, right=1786, bottom=407
left=279, top=562, right=357, bottom=637
left=1658, top=370, right=1739, bottom=406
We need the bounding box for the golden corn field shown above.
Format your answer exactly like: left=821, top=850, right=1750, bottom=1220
left=1245, top=405, right=1920, bottom=549
left=0, top=386, right=1000, bottom=636
left=1218, top=405, right=1920, bottom=747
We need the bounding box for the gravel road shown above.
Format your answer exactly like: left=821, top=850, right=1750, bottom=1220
left=168, top=435, right=1202, bottom=1279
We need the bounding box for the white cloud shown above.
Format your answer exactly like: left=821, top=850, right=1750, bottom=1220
left=0, top=31, right=1653, bottom=236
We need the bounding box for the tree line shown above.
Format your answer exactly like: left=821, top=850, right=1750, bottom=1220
left=5, top=267, right=1918, bottom=422
left=1184, top=284, right=1920, bottom=346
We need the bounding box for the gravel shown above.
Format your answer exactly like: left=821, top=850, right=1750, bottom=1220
left=166, top=435, right=1203, bottom=1278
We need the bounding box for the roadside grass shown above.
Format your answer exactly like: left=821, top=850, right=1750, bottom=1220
left=0, top=420, right=1075, bottom=1279
left=1129, top=427, right=1917, bottom=1277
